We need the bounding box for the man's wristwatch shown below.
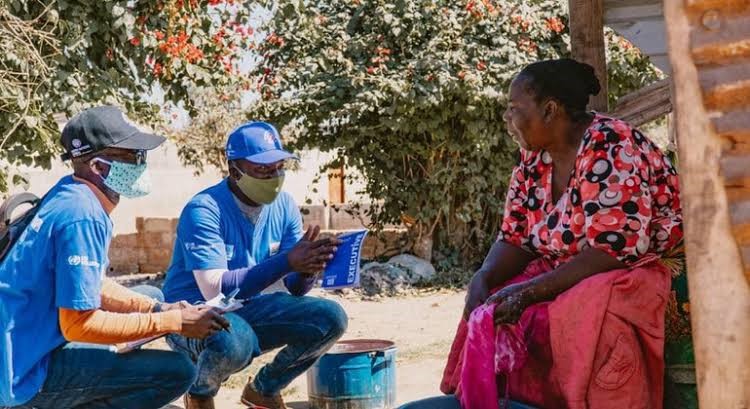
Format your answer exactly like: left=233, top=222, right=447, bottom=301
left=152, top=302, right=164, bottom=313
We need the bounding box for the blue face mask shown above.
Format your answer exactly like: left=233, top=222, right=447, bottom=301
left=93, top=158, right=152, bottom=198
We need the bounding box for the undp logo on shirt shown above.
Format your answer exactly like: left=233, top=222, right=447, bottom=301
left=67, top=255, right=100, bottom=268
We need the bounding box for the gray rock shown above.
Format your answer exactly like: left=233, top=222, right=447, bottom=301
left=355, top=254, right=436, bottom=296
left=359, top=262, right=411, bottom=296
left=387, top=254, right=436, bottom=283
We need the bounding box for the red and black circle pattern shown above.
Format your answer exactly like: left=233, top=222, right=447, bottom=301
left=499, top=114, right=682, bottom=266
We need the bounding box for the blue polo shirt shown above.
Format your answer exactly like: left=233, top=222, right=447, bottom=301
left=163, top=179, right=304, bottom=304
left=0, top=176, right=111, bottom=406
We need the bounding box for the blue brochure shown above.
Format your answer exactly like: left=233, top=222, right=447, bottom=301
left=321, top=229, right=368, bottom=289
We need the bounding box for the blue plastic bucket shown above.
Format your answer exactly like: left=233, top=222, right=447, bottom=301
left=397, top=395, right=538, bottom=409
left=307, top=339, right=397, bottom=409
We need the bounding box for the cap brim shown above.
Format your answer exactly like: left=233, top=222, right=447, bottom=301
left=111, top=131, right=166, bottom=151
left=245, top=149, right=298, bottom=164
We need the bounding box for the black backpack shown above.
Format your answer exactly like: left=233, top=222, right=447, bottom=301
left=0, top=192, right=42, bottom=263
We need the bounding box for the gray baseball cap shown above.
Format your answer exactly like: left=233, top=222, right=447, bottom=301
left=60, top=106, right=165, bottom=160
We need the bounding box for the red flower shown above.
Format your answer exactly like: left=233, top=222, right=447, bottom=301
left=518, top=38, right=538, bottom=53
left=466, top=0, right=476, bottom=12
left=208, top=0, right=222, bottom=5
left=511, top=15, right=530, bottom=31
left=154, top=31, right=165, bottom=40
left=366, top=66, right=376, bottom=74
left=481, top=0, right=496, bottom=13
left=476, top=61, right=486, bottom=71
left=545, top=17, right=565, bottom=34
left=129, top=37, right=141, bottom=46
left=185, top=45, right=203, bottom=63
left=105, top=48, right=114, bottom=61
left=153, top=63, right=163, bottom=77
left=266, top=33, right=285, bottom=47
left=458, top=70, right=466, bottom=79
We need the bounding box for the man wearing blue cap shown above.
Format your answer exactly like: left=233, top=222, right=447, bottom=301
left=162, top=121, right=347, bottom=409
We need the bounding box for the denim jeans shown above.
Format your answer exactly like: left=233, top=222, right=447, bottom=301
left=10, top=285, right=196, bottom=409
left=166, top=292, right=348, bottom=397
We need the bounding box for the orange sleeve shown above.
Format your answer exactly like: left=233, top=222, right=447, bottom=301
left=59, top=308, right=182, bottom=344
left=100, top=278, right=157, bottom=313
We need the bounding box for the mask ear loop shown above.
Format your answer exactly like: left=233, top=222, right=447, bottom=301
left=230, top=163, right=245, bottom=180
left=90, top=157, right=113, bottom=181
left=91, top=157, right=113, bottom=166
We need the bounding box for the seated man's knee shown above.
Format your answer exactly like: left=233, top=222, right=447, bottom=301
left=159, top=351, right=197, bottom=394
left=205, top=314, right=260, bottom=369
left=316, top=299, right=348, bottom=339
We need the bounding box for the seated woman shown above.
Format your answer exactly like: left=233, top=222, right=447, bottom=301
left=441, top=59, right=682, bottom=409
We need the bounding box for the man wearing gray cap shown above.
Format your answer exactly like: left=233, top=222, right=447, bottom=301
left=0, top=106, right=228, bottom=409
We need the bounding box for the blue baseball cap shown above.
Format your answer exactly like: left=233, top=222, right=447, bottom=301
left=225, top=121, right=297, bottom=164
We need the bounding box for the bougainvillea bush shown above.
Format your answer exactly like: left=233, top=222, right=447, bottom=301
left=0, top=0, right=258, bottom=190
left=241, top=0, right=661, bottom=267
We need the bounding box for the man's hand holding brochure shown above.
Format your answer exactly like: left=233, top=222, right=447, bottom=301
left=115, top=290, right=241, bottom=353
left=320, top=229, right=368, bottom=290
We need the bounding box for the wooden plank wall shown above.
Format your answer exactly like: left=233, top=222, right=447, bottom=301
left=609, top=77, right=671, bottom=126
left=663, top=0, right=750, bottom=406
left=604, top=0, right=671, bottom=73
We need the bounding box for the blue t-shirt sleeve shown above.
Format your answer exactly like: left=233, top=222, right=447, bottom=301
left=54, top=220, right=108, bottom=310
left=177, top=204, right=228, bottom=271
left=279, top=197, right=304, bottom=253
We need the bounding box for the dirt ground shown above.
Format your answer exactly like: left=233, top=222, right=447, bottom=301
left=156, top=288, right=466, bottom=409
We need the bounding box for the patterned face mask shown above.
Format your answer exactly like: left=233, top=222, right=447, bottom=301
left=93, top=158, right=152, bottom=198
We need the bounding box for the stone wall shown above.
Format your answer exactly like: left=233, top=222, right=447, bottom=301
left=107, top=206, right=407, bottom=276
left=107, top=217, right=178, bottom=275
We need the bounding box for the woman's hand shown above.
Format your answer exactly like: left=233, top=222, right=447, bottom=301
left=486, top=283, right=534, bottom=325
left=463, top=271, right=490, bottom=321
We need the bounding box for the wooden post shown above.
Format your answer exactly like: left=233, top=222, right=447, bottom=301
left=568, top=0, right=609, bottom=111
left=663, top=0, right=750, bottom=407
left=328, top=165, right=345, bottom=205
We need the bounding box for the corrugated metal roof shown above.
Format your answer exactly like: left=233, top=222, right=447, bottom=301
left=603, top=0, right=670, bottom=73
